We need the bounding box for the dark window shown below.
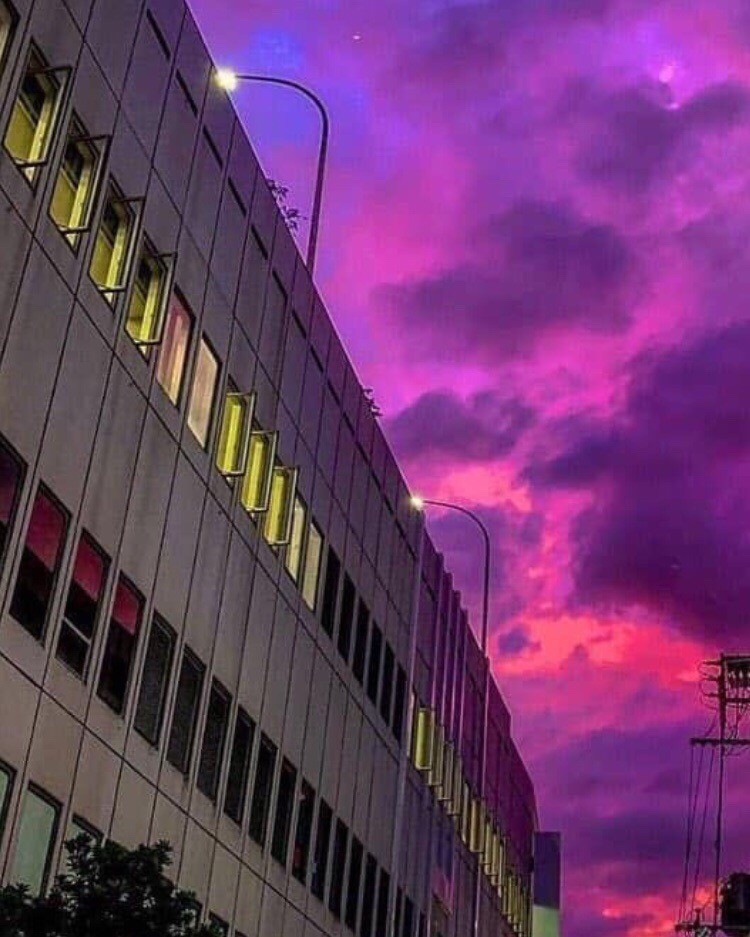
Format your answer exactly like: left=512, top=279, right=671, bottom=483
left=291, top=779, right=315, bottom=884
left=166, top=649, right=205, bottom=774
left=208, top=913, right=228, bottom=937
left=96, top=576, right=143, bottom=714
left=352, top=599, right=369, bottom=684
left=360, top=854, right=377, bottom=937
left=403, top=896, right=414, bottom=937
left=375, top=869, right=390, bottom=937
left=320, top=546, right=340, bottom=637
left=311, top=799, right=332, bottom=900
left=366, top=624, right=382, bottom=705
left=328, top=819, right=348, bottom=918
left=224, top=708, right=255, bottom=824
left=418, top=913, right=426, bottom=937
left=0, top=759, right=14, bottom=845
left=394, top=889, right=403, bottom=937
left=197, top=680, right=231, bottom=801
left=0, top=438, right=23, bottom=566
left=345, top=836, right=363, bottom=931
left=10, top=486, right=67, bottom=640
left=248, top=734, right=276, bottom=846
left=271, top=758, right=296, bottom=865
left=56, top=532, right=108, bottom=676
left=392, top=665, right=407, bottom=742
left=134, top=616, right=175, bottom=745
left=380, top=644, right=395, bottom=723
left=337, top=574, right=355, bottom=662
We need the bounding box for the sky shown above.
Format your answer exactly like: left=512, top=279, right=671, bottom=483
left=189, top=2, right=750, bottom=934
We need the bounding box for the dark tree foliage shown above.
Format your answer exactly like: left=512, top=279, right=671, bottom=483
left=0, top=837, right=223, bottom=937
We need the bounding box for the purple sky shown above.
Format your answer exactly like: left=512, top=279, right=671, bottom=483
left=189, top=2, right=750, bottom=933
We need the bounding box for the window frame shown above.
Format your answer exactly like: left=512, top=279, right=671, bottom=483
left=186, top=333, right=220, bottom=450
left=133, top=614, right=176, bottom=746
left=247, top=732, right=277, bottom=847
left=263, top=464, right=298, bottom=547
left=11, top=784, right=60, bottom=896
left=95, top=573, right=144, bottom=715
left=240, top=427, right=277, bottom=515
left=123, top=236, right=175, bottom=349
left=155, top=288, right=194, bottom=407
left=215, top=387, right=255, bottom=478
left=301, top=520, right=323, bottom=612
left=270, top=757, right=297, bottom=867
left=223, top=707, right=255, bottom=825
left=166, top=646, right=205, bottom=776
left=0, top=433, right=25, bottom=571
left=0, top=1, right=18, bottom=76
left=88, top=181, right=143, bottom=304
left=284, top=492, right=307, bottom=584
left=196, top=678, right=231, bottom=803
left=0, top=757, right=15, bottom=846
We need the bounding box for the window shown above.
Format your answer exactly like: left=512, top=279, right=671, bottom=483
left=271, top=758, right=296, bottom=866
left=328, top=819, right=348, bottom=919
left=392, top=666, right=407, bottom=743
left=223, top=708, right=255, bottom=824
left=156, top=292, right=192, bottom=405
left=89, top=183, right=137, bottom=302
left=403, top=896, right=415, bottom=937
left=0, top=437, right=24, bottom=565
left=366, top=624, right=382, bottom=706
left=187, top=336, right=219, bottom=448
left=49, top=116, right=104, bottom=248
left=352, top=599, right=369, bottom=684
left=263, top=465, right=298, bottom=546
left=239, top=428, right=276, bottom=513
left=345, top=836, right=363, bottom=931
left=375, top=869, right=390, bottom=937
left=4, top=46, right=66, bottom=182
left=301, top=521, right=322, bottom=611
left=208, top=914, right=228, bottom=937
left=125, top=238, right=169, bottom=347
left=320, top=546, right=340, bottom=638
left=215, top=388, right=254, bottom=477
left=291, top=779, right=315, bottom=884
left=166, top=648, right=205, bottom=775
left=0, top=760, right=14, bottom=843
left=10, top=787, right=59, bottom=895
left=63, top=815, right=101, bottom=872
left=96, top=576, right=143, bottom=714
left=248, top=734, right=276, bottom=846
left=360, top=854, right=377, bottom=937
left=394, top=889, right=403, bottom=937
left=380, top=644, right=395, bottom=723
left=10, top=485, right=67, bottom=640
left=310, top=799, right=332, bottom=900
left=134, top=615, right=175, bottom=745
left=337, top=574, right=355, bottom=663
left=197, top=680, right=231, bottom=802
left=0, top=3, right=15, bottom=68
left=284, top=494, right=306, bottom=583
left=56, top=531, right=108, bottom=676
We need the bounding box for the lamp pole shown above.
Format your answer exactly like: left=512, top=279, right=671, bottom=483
left=216, top=70, right=330, bottom=276
left=410, top=495, right=492, bottom=937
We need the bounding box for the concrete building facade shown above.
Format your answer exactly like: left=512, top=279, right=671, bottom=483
left=0, top=1, right=541, bottom=936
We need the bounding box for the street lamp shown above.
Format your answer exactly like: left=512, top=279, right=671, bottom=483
left=410, top=493, right=491, bottom=937
left=215, top=67, right=330, bottom=277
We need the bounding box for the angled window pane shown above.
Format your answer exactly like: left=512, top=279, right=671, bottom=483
left=215, top=390, right=254, bottom=477
left=197, top=680, right=231, bottom=802
left=328, top=819, right=348, bottom=918
left=375, top=868, right=390, bottom=937
left=89, top=183, right=136, bottom=301
left=208, top=914, right=228, bottom=937
left=187, top=336, right=219, bottom=448
left=49, top=116, right=103, bottom=248
left=134, top=615, right=175, bottom=745
left=0, top=761, right=14, bottom=843
left=11, top=787, right=59, bottom=896
left=263, top=465, right=297, bottom=546
left=240, top=429, right=276, bottom=513
left=56, top=531, right=108, bottom=677
left=380, top=644, right=395, bottom=723
left=352, top=599, right=369, bottom=685
left=166, top=649, right=205, bottom=774
left=366, top=624, right=382, bottom=706
left=248, top=733, right=276, bottom=846
left=291, top=779, right=315, bottom=884
left=224, top=708, right=254, bottom=824
left=359, top=854, right=377, bottom=937
left=284, top=495, right=306, bottom=583
left=271, top=758, right=296, bottom=866
left=156, top=292, right=192, bottom=405
left=310, top=799, right=332, bottom=900
left=392, top=665, right=407, bottom=743
left=125, top=239, right=168, bottom=346
left=96, top=575, right=143, bottom=714
left=320, top=546, right=340, bottom=638
left=0, top=438, right=24, bottom=566
left=345, top=836, right=363, bottom=932
left=0, top=4, right=15, bottom=67
left=301, top=521, right=322, bottom=611
left=337, top=574, right=355, bottom=663
left=10, top=485, right=67, bottom=641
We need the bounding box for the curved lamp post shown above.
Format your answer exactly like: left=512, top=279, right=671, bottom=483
left=215, top=68, right=330, bottom=277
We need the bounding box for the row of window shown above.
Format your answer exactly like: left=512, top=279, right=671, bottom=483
left=318, top=544, right=407, bottom=743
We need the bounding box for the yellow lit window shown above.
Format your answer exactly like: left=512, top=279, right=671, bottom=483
left=482, top=814, right=494, bottom=870
left=301, top=521, right=323, bottom=611
left=125, top=239, right=168, bottom=347
left=215, top=388, right=254, bottom=477
left=439, top=741, right=454, bottom=805
left=284, top=494, right=307, bottom=582
left=4, top=46, right=65, bottom=181
left=469, top=797, right=484, bottom=854
left=413, top=707, right=434, bottom=771
left=264, top=465, right=298, bottom=546
left=428, top=721, right=445, bottom=791
left=89, top=184, right=136, bottom=301
left=450, top=754, right=463, bottom=818
left=240, top=429, right=277, bottom=514
left=187, top=336, right=219, bottom=448
left=49, top=117, right=104, bottom=248
left=156, top=292, right=192, bottom=405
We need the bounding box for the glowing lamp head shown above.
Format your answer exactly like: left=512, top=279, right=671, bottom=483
left=410, top=495, right=425, bottom=512
left=215, top=68, right=239, bottom=92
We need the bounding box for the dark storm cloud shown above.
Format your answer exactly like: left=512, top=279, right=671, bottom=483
left=495, top=625, right=541, bottom=657
left=386, top=389, right=535, bottom=462
left=574, top=80, right=750, bottom=194
left=378, top=200, right=640, bottom=362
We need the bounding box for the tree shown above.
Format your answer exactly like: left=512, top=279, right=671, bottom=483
left=0, top=837, right=223, bottom=937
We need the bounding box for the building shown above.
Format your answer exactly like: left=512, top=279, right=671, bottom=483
left=0, top=1, right=542, bottom=936
left=532, top=833, right=561, bottom=937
